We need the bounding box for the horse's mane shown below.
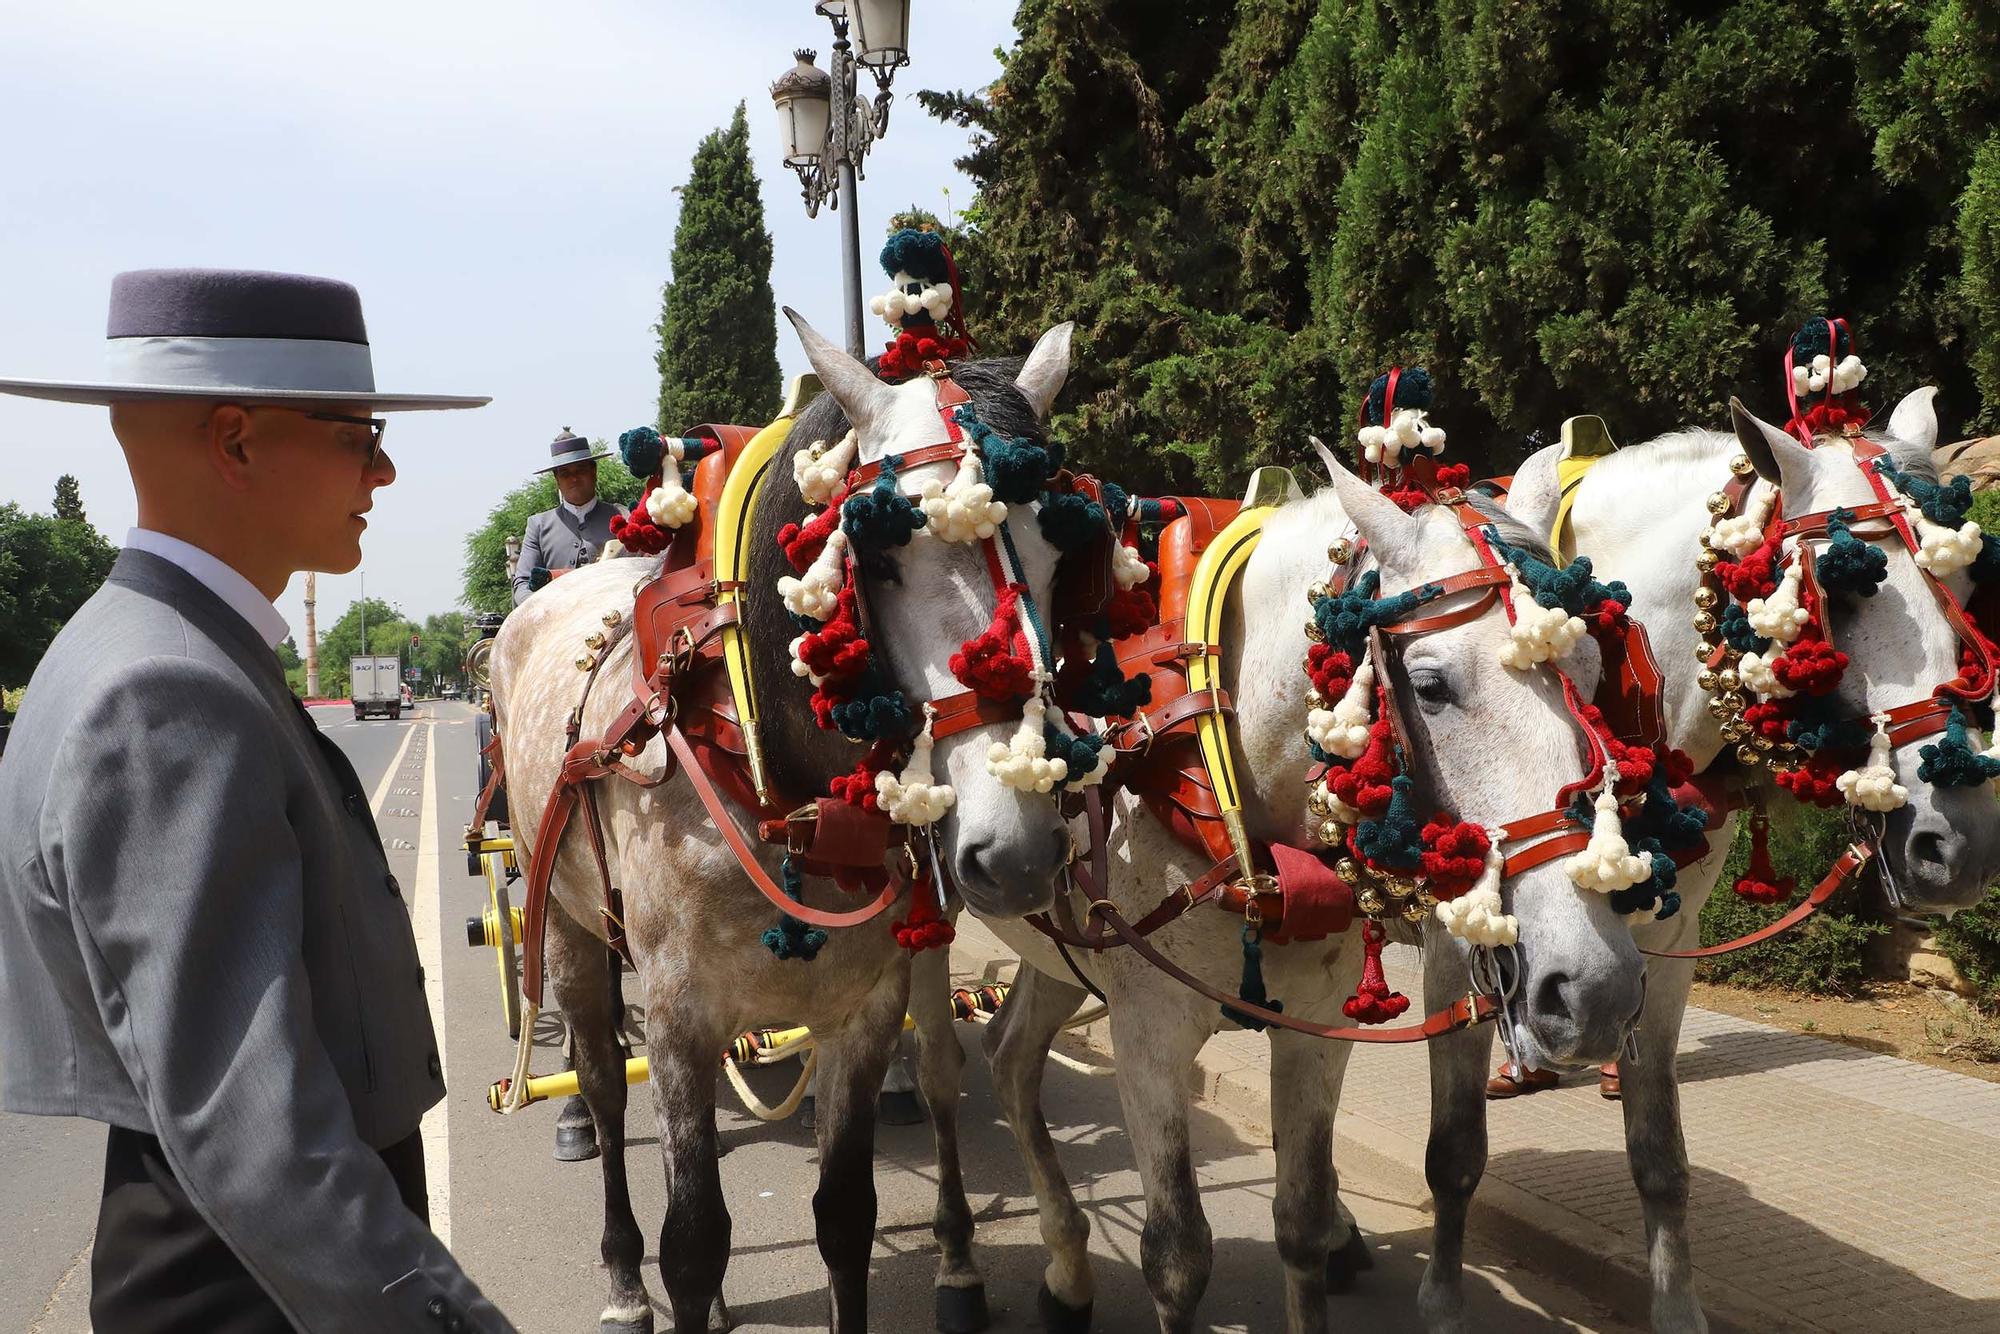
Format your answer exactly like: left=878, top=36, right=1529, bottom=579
left=741, top=355, right=1036, bottom=799
left=1570, top=417, right=1937, bottom=493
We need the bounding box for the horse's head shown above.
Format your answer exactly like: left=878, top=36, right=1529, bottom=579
left=781, top=310, right=1076, bottom=917
left=1303, top=451, right=1646, bottom=1066
left=1732, top=393, right=2000, bottom=912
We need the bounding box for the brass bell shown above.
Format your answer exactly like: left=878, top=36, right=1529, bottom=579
left=1721, top=719, right=1749, bottom=742
left=1698, top=670, right=1720, bottom=691
left=1357, top=887, right=1386, bottom=917
left=1693, top=587, right=1718, bottom=609
left=1692, top=611, right=1717, bottom=634
left=1752, top=735, right=1774, bottom=752
left=1736, top=743, right=1760, bottom=765
left=1707, top=492, right=1733, bottom=515
left=1694, top=642, right=1717, bottom=661
left=1328, top=540, right=1352, bottom=564
left=1307, top=582, right=1331, bottom=604
left=1304, top=622, right=1326, bottom=643
left=1707, top=696, right=1734, bottom=720
left=1696, top=548, right=1721, bottom=572
left=1336, top=858, right=1361, bottom=883
left=1401, top=898, right=1431, bottom=924
left=1730, top=454, right=1756, bottom=476
left=601, top=610, right=622, bottom=627
left=1318, top=819, right=1344, bottom=846
left=1414, top=889, right=1439, bottom=913
left=1716, top=669, right=1740, bottom=692
left=575, top=656, right=593, bottom=672
left=1720, top=690, right=1746, bottom=712
left=1307, top=690, right=1328, bottom=711
left=585, top=632, right=606, bottom=651
left=1308, top=788, right=1333, bottom=817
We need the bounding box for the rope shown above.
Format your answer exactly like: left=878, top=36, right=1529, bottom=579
left=500, top=998, right=539, bottom=1114
left=722, top=1048, right=818, bottom=1122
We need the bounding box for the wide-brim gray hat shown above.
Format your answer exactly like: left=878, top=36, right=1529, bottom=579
left=535, top=429, right=610, bottom=472
left=0, top=268, right=490, bottom=411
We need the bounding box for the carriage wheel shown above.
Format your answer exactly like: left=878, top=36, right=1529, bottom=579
left=485, top=839, right=522, bottom=1040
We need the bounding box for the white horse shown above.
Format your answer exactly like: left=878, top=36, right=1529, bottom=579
left=1410, top=385, right=2000, bottom=1333
left=490, top=313, right=1086, bottom=1334
left=915, top=455, right=1650, bottom=1334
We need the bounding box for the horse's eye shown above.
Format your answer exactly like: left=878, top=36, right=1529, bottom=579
left=1409, top=668, right=1453, bottom=710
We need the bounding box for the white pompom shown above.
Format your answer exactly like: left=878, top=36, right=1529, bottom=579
left=1832, top=354, right=1867, bottom=393
left=1838, top=716, right=1908, bottom=812
left=986, top=697, right=1069, bottom=793
left=794, top=430, right=858, bottom=505
left=934, top=281, right=953, bottom=304
left=1735, top=650, right=1794, bottom=699
left=1914, top=514, right=1985, bottom=577
left=876, top=723, right=957, bottom=826
left=1112, top=542, right=1150, bottom=590
left=1498, top=574, right=1585, bottom=669
left=1420, top=425, right=1448, bottom=453
left=1704, top=481, right=1774, bottom=558
left=1565, top=789, right=1653, bottom=893
left=1746, top=563, right=1810, bottom=642
left=1357, top=424, right=1388, bottom=450
left=1314, top=780, right=1361, bottom=826
left=869, top=294, right=887, bottom=317
left=1811, top=354, right=1831, bottom=374
left=1808, top=372, right=1829, bottom=394
left=1436, top=842, right=1515, bottom=946
left=1064, top=739, right=1111, bottom=789
left=646, top=468, right=698, bottom=529
left=918, top=453, right=1007, bottom=543
left=1307, top=657, right=1375, bottom=758
left=1792, top=365, right=1812, bottom=396
left=788, top=633, right=824, bottom=683
left=778, top=529, right=847, bottom=620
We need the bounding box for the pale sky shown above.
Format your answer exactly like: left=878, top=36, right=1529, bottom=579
left=0, top=0, right=1015, bottom=645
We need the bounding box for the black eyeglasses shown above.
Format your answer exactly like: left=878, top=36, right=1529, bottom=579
left=307, top=411, right=389, bottom=468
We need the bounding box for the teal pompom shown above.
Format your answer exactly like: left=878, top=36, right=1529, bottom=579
left=1311, top=570, right=1441, bottom=655
left=1817, top=509, right=1888, bottom=597
left=1073, top=639, right=1152, bottom=718
left=831, top=688, right=913, bottom=742
left=959, top=408, right=1054, bottom=504
left=1917, top=708, right=2000, bottom=788
left=1490, top=539, right=1631, bottom=616
left=619, top=425, right=665, bottom=477
left=1038, top=489, right=1107, bottom=552
left=843, top=455, right=927, bottom=553
left=1354, top=772, right=1424, bottom=870
left=879, top=227, right=951, bottom=283
left=1973, top=534, right=2000, bottom=584
left=1363, top=366, right=1434, bottom=422
left=763, top=858, right=829, bottom=961
left=1873, top=457, right=1975, bottom=528
left=1219, top=926, right=1284, bottom=1031
left=1042, top=725, right=1108, bottom=790
left=1718, top=604, right=1768, bottom=655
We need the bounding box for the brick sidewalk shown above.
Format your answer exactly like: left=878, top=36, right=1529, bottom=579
left=951, top=920, right=2000, bottom=1334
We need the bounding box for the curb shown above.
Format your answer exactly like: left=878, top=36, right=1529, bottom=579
left=951, top=922, right=1789, bottom=1334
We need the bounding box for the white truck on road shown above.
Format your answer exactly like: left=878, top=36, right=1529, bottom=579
left=350, top=655, right=404, bottom=720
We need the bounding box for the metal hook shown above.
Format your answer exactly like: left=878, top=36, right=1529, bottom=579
left=1621, top=970, right=1648, bottom=1068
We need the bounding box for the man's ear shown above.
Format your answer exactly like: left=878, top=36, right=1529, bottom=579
left=206, top=405, right=257, bottom=492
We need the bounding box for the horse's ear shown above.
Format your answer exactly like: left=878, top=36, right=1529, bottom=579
left=1015, top=322, right=1074, bottom=420
left=1311, top=436, right=1420, bottom=573
left=1730, top=397, right=1813, bottom=492
left=785, top=307, right=894, bottom=436
left=1886, top=385, right=1940, bottom=453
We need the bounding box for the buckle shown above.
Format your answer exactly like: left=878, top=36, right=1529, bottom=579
left=784, top=802, right=819, bottom=857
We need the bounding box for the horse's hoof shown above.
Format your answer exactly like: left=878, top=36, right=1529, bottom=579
left=878, top=1087, right=926, bottom=1126
left=598, top=1309, right=652, bottom=1334
left=1035, top=1283, right=1091, bottom=1334
left=1327, top=1227, right=1375, bottom=1293
left=935, top=1282, right=990, bottom=1333
left=554, top=1121, right=601, bottom=1162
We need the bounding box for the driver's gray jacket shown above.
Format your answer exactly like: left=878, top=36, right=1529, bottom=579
left=511, top=498, right=627, bottom=605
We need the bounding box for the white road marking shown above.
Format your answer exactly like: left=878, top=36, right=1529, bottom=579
left=412, top=719, right=451, bottom=1246
left=367, top=721, right=422, bottom=815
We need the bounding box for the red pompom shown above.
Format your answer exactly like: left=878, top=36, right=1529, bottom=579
left=951, top=584, right=1035, bottom=701
left=796, top=583, right=871, bottom=682
left=1419, top=820, right=1490, bottom=899
left=1384, top=483, right=1429, bottom=514
left=827, top=757, right=882, bottom=811
left=609, top=487, right=675, bottom=556
left=1307, top=645, right=1354, bottom=701
left=1587, top=596, right=1629, bottom=632
left=1774, top=756, right=1845, bottom=807
left=780, top=486, right=851, bottom=572
left=1104, top=583, right=1158, bottom=640
left=1732, top=813, right=1796, bottom=904
left=1742, top=700, right=1790, bottom=742
left=1435, top=463, right=1472, bottom=490
left=1773, top=636, right=1847, bottom=696
left=892, top=877, right=955, bottom=952
left=1342, top=921, right=1411, bottom=1025
left=1328, top=711, right=1397, bottom=816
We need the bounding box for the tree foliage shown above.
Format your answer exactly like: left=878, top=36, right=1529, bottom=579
left=52, top=474, right=85, bottom=523
left=656, top=102, right=783, bottom=433
left=0, top=500, right=118, bottom=690
left=929, top=0, right=2000, bottom=494
left=459, top=456, right=644, bottom=616
left=316, top=597, right=421, bottom=700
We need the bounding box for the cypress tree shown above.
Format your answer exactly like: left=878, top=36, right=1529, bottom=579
left=655, top=103, right=782, bottom=432
left=52, top=474, right=85, bottom=523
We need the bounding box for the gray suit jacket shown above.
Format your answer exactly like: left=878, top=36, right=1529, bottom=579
left=0, top=550, right=512, bottom=1332
left=511, top=498, right=626, bottom=605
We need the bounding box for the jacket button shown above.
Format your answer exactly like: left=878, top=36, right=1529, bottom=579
left=446, top=1317, right=467, bottom=1333
left=428, top=1051, right=442, bottom=1079
left=426, top=1296, right=447, bottom=1320
left=345, top=794, right=364, bottom=817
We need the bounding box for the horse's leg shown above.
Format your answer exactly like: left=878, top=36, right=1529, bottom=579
left=811, top=965, right=908, bottom=1334
left=1622, top=951, right=1707, bottom=1333
left=1267, top=1030, right=1353, bottom=1334
left=547, top=904, right=650, bottom=1333
left=553, top=943, right=624, bottom=1163
left=984, top=963, right=1094, bottom=1332
left=1416, top=941, right=1496, bottom=1334
left=644, top=977, right=732, bottom=1334
left=1109, top=983, right=1214, bottom=1334
left=909, top=943, right=988, bottom=1332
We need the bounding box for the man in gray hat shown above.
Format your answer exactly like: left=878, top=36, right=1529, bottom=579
left=511, top=429, right=627, bottom=605
left=0, top=268, right=514, bottom=1332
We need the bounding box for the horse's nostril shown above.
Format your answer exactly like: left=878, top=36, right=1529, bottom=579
left=1912, top=830, right=1953, bottom=871
left=1534, top=971, right=1575, bottom=1026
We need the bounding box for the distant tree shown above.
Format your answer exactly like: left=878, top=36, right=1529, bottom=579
left=419, top=611, right=470, bottom=690
left=0, top=501, right=118, bottom=690
left=52, top=474, right=85, bottom=523
left=460, top=454, right=644, bottom=616
left=275, top=635, right=302, bottom=672
left=655, top=102, right=782, bottom=432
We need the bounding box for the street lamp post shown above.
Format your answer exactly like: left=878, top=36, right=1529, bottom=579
left=771, top=1, right=913, bottom=358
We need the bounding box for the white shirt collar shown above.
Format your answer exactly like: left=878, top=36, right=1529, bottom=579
left=560, top=497, right=596, bottom=522
left=125, top=529, right=291, bottom=650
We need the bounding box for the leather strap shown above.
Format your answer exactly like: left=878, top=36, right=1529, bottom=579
left=1641, top=845, right=1871, bottom=959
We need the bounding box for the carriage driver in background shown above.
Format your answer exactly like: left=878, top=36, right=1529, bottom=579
left=511, top=428, right=627, bottom=605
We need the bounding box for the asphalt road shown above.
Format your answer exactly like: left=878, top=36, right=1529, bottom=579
left=5, top=698, right=1638, bottom=1333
